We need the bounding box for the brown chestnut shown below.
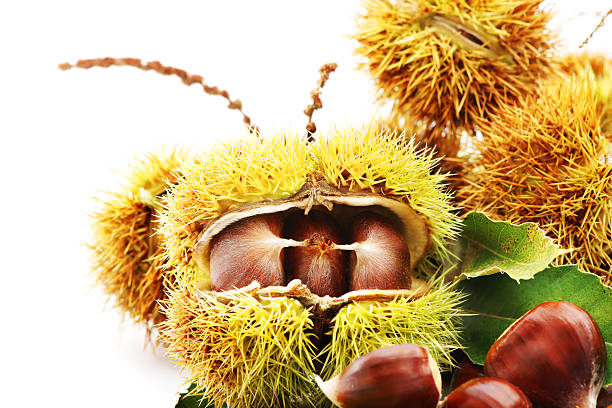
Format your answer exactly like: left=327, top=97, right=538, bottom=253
left=449, top=354, right=486, bottom=390
left=596, top=385, right=612, bottom=408
left=316, top=344, right=441, bottom=408
left=283, top=210, right=347, bottom=297
left=441, top=377, right=532, bottom=408
left=209, top=213, right=288, bottom=290
left=485, top=301, right=606, bottom=408
left=345, top=211, right=411, bottom=291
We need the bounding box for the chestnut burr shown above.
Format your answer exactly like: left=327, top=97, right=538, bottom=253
left=485, top=301, right=606, bottom=408
left=316, top=344, right=441, bottom=408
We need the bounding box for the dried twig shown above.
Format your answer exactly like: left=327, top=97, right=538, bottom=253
left=579, top=8, right=612, bottom=48
left=59, top=57, right=260, bottom=137
left=303, top=63, right=338, bottom=143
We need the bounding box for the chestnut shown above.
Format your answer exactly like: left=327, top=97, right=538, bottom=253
left=449, top=353, right=486, bottom=390
left=282, top=210, right=347, bottom=297
left=346, top=211, right=411, bottom=291
left=209, top=213, right=288, bottom=290
left=441, top=377, right=532, bottom=407
left=485, top=301, right=606, bottom=408
left=596, top=385, right=612, bottom=408
left=316, top=344, right=441, bottom=408
left=208, top=206, right=417, bottom=296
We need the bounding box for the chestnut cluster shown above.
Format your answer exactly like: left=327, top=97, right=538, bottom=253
left=209, top=209, right=411, bottom=296
left=317, top=301, right=607, bottom=408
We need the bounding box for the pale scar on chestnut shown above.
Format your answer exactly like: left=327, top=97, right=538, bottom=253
left=194, top=175, right=430, bottom=297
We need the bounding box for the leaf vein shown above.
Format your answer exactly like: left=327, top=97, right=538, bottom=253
left=461, top=234, right=540, bottom=267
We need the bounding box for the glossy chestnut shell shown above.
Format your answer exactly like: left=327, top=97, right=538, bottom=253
left=441, top=377, right=532, bottom=408
left=485, top=301, right=606, bottom=408
left=316, top=344, right=441, bottom=408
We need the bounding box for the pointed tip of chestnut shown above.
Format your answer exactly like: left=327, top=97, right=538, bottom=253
left=485, top=301, right=606, bottom=408
left=316, top=375, right=341, bottom=407
left=317, top=344, right=441, bottom=408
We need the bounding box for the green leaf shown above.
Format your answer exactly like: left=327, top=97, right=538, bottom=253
left=175, top=384, right=220, bottom=408
left=459, top=265, right=612, bottom=386
left=453, top=212, right=558, bottom=281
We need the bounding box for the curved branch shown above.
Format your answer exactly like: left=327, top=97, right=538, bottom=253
left=59, top=57, right=260, bottom=138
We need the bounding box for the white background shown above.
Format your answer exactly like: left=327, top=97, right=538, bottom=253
left=1, top=1, right=609, bottom=406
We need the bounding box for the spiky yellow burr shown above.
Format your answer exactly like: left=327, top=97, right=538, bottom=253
left=311, top=124, right=460, bottom=272
left=158, top=132, right=312, bottom=289
left=458, top=75, right=612, bottom=283
left=321, top=281, right=465, bottom=379
left=160, top=282, right=318, bottom=408
left=559, top=53, right=612, bottom=141
left=161, top=280, right=464, bottom=408
left=160, top=123, right=460, bottom=288
left=159, top=123, right=464, bottom=407
left=354, top=0, right=556, bottom=158
left=90, top=149, right=185, bottom=326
